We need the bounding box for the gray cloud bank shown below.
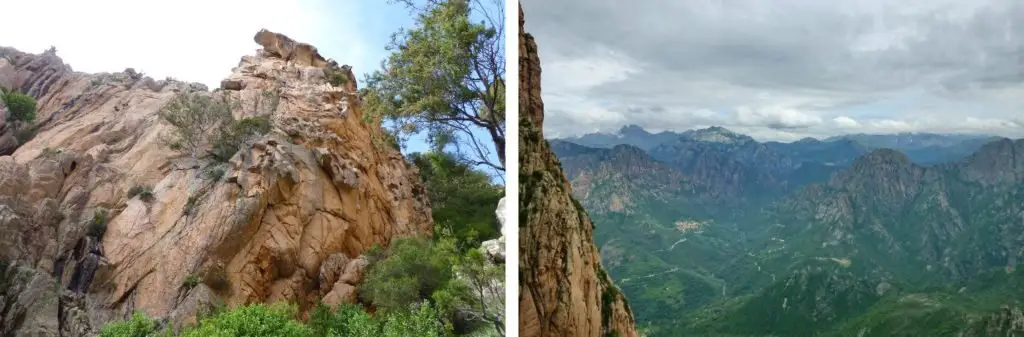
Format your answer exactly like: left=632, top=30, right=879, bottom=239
left=521, top=0, right=1024, bottom=141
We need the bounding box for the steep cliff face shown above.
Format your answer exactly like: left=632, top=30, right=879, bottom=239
left=0, top=29, right=432, bottom=336
left=518, top=5, right=639, bottom=337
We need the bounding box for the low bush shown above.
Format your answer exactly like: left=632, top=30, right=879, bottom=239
left=203, top=166, right=226, bottom=182
left=359, top=236, right=458, bottom=313
left=183, top=195, right=198, bottom=216
left=127, top=185, right=155, bottom=202
left=182, top=274, right=200, bottom=291
left=324, top=68, right=348, bottom=87
left=37, top=147, right=62, bottom=159
left=181, top=303, right=309, bottom=337
left=210, top=116, right=272, bottom=162
left=13, top=124, right=37, bottom=145
left=308, top=301, right=449, bottom=337
left=88, top=209, right=109, bottom=238
left=97, top=312, right=168, bottom=337
left=3, top=91, right=37, bottom=123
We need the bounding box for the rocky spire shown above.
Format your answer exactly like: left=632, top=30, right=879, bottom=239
left=518, top=4, right=639, bottom=337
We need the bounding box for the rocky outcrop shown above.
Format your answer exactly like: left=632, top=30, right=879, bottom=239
left=518, top=5, right=638, bottom=337
left=0, top=29, right=431, bottom=335
left=481, top=197, right=506, bottom=262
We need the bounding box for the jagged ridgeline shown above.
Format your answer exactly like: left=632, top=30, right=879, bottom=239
left=518, top=5, right=639, bottom=337
left=553, top=122, right=1024, bottom=336
left=0, top=29, right=503, bottom=336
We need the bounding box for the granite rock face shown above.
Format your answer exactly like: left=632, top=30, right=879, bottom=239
left=481, top=197, right=506, bottom=262
left=518, top=5, right=639, bottom=337
left=0, top=29, right=431, bottom=335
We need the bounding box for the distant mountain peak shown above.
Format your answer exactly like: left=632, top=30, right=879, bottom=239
left=618, top=124, right=650, bottom=135
left=609, top=143, right=649, bottom=155
left=795, top=137, right=820, bottom=144
left=835, top=148, right=918, bottom=184
left=856, top=148, right=914, bottom=165
left=683, top=126, right=754, bottom=144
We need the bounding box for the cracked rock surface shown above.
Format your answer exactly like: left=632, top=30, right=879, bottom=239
left=0, top=29, right=432, bottom=335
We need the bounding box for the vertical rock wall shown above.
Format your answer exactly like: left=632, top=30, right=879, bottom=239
left=518, top=4, right=639, bottom=337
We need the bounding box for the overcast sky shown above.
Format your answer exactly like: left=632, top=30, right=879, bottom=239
left=521, top=0, right=1024, bottom=141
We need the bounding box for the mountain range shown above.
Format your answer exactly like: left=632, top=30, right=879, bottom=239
left=562, top=125, right=999, bottom=165
left=551, top=125, right=1024, bottom=336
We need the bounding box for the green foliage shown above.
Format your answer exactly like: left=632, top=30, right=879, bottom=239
left=309, top=303, right=379, bottom=337
left=37, top=147, right=62, bottom=159
left=3, top=90, right=37, bottom=123
left=210, top=116, right=272, bottom=162
left=561, top=138, right=1024, bottom=335
left=14, top=124, right=37, bottom=145
left=98, top=312, right=168, bottom=337
left=363, top=0, right=506, bottom=171
left=183, top=195, right=198, bottom=216
left=203, top=166, right=226, bottom=182
left=180, top=303, right=310, bottom=337
left=89, top=208, right=109, bottom=238
left=409, top=151, right=503, bottom=251
left=157, top=91, right=236, bottom=160
left=157, top=91, right=272, bottom=164
left=359, top=232, right=503, bottom=336
left=182, top=275, right=200, bottom=291
left=359, top=236, right=458, bottom=313
left=128, top=185, right=155, bottom=202
left=96, top=302, right=451, bottom=337
left=324, top=68, right=348, bottom=87
left=380, top=301, right=450, bottom=337
left=308, top=302, right=449, bottom=337
left=449, top=248, right=505, bottom=335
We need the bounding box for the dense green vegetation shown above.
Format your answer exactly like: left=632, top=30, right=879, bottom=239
left=556, top=133, right=1024, bottom=336
left=0, top=86, right=39, bottom=147
left=410, top=151, right=504, bottom=250
left=1, top=87, right=37, bottom=123
left=99, top=302, right=448, bottom=337
left=362, top=0, right=506, bottom=173
left=157, top=91, right=272, bottom=163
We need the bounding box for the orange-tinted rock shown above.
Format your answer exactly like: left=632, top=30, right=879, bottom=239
left=519, top=5, right=639, bottom=337
left=0, top=29, right=432, bottom=335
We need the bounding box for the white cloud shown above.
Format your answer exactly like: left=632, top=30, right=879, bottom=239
left=544, top=93, right=627, bottom=138
left=867, top=119, right=915, bottom=132
left=735, top=106, right=823, bottom=129
left=833, top=116, right=861, bottom=128
left=733, top=127, right=806, bottom=142
left=544, top=53, right=640, bottom=94
left=0, top=0, right=362, bottom=88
